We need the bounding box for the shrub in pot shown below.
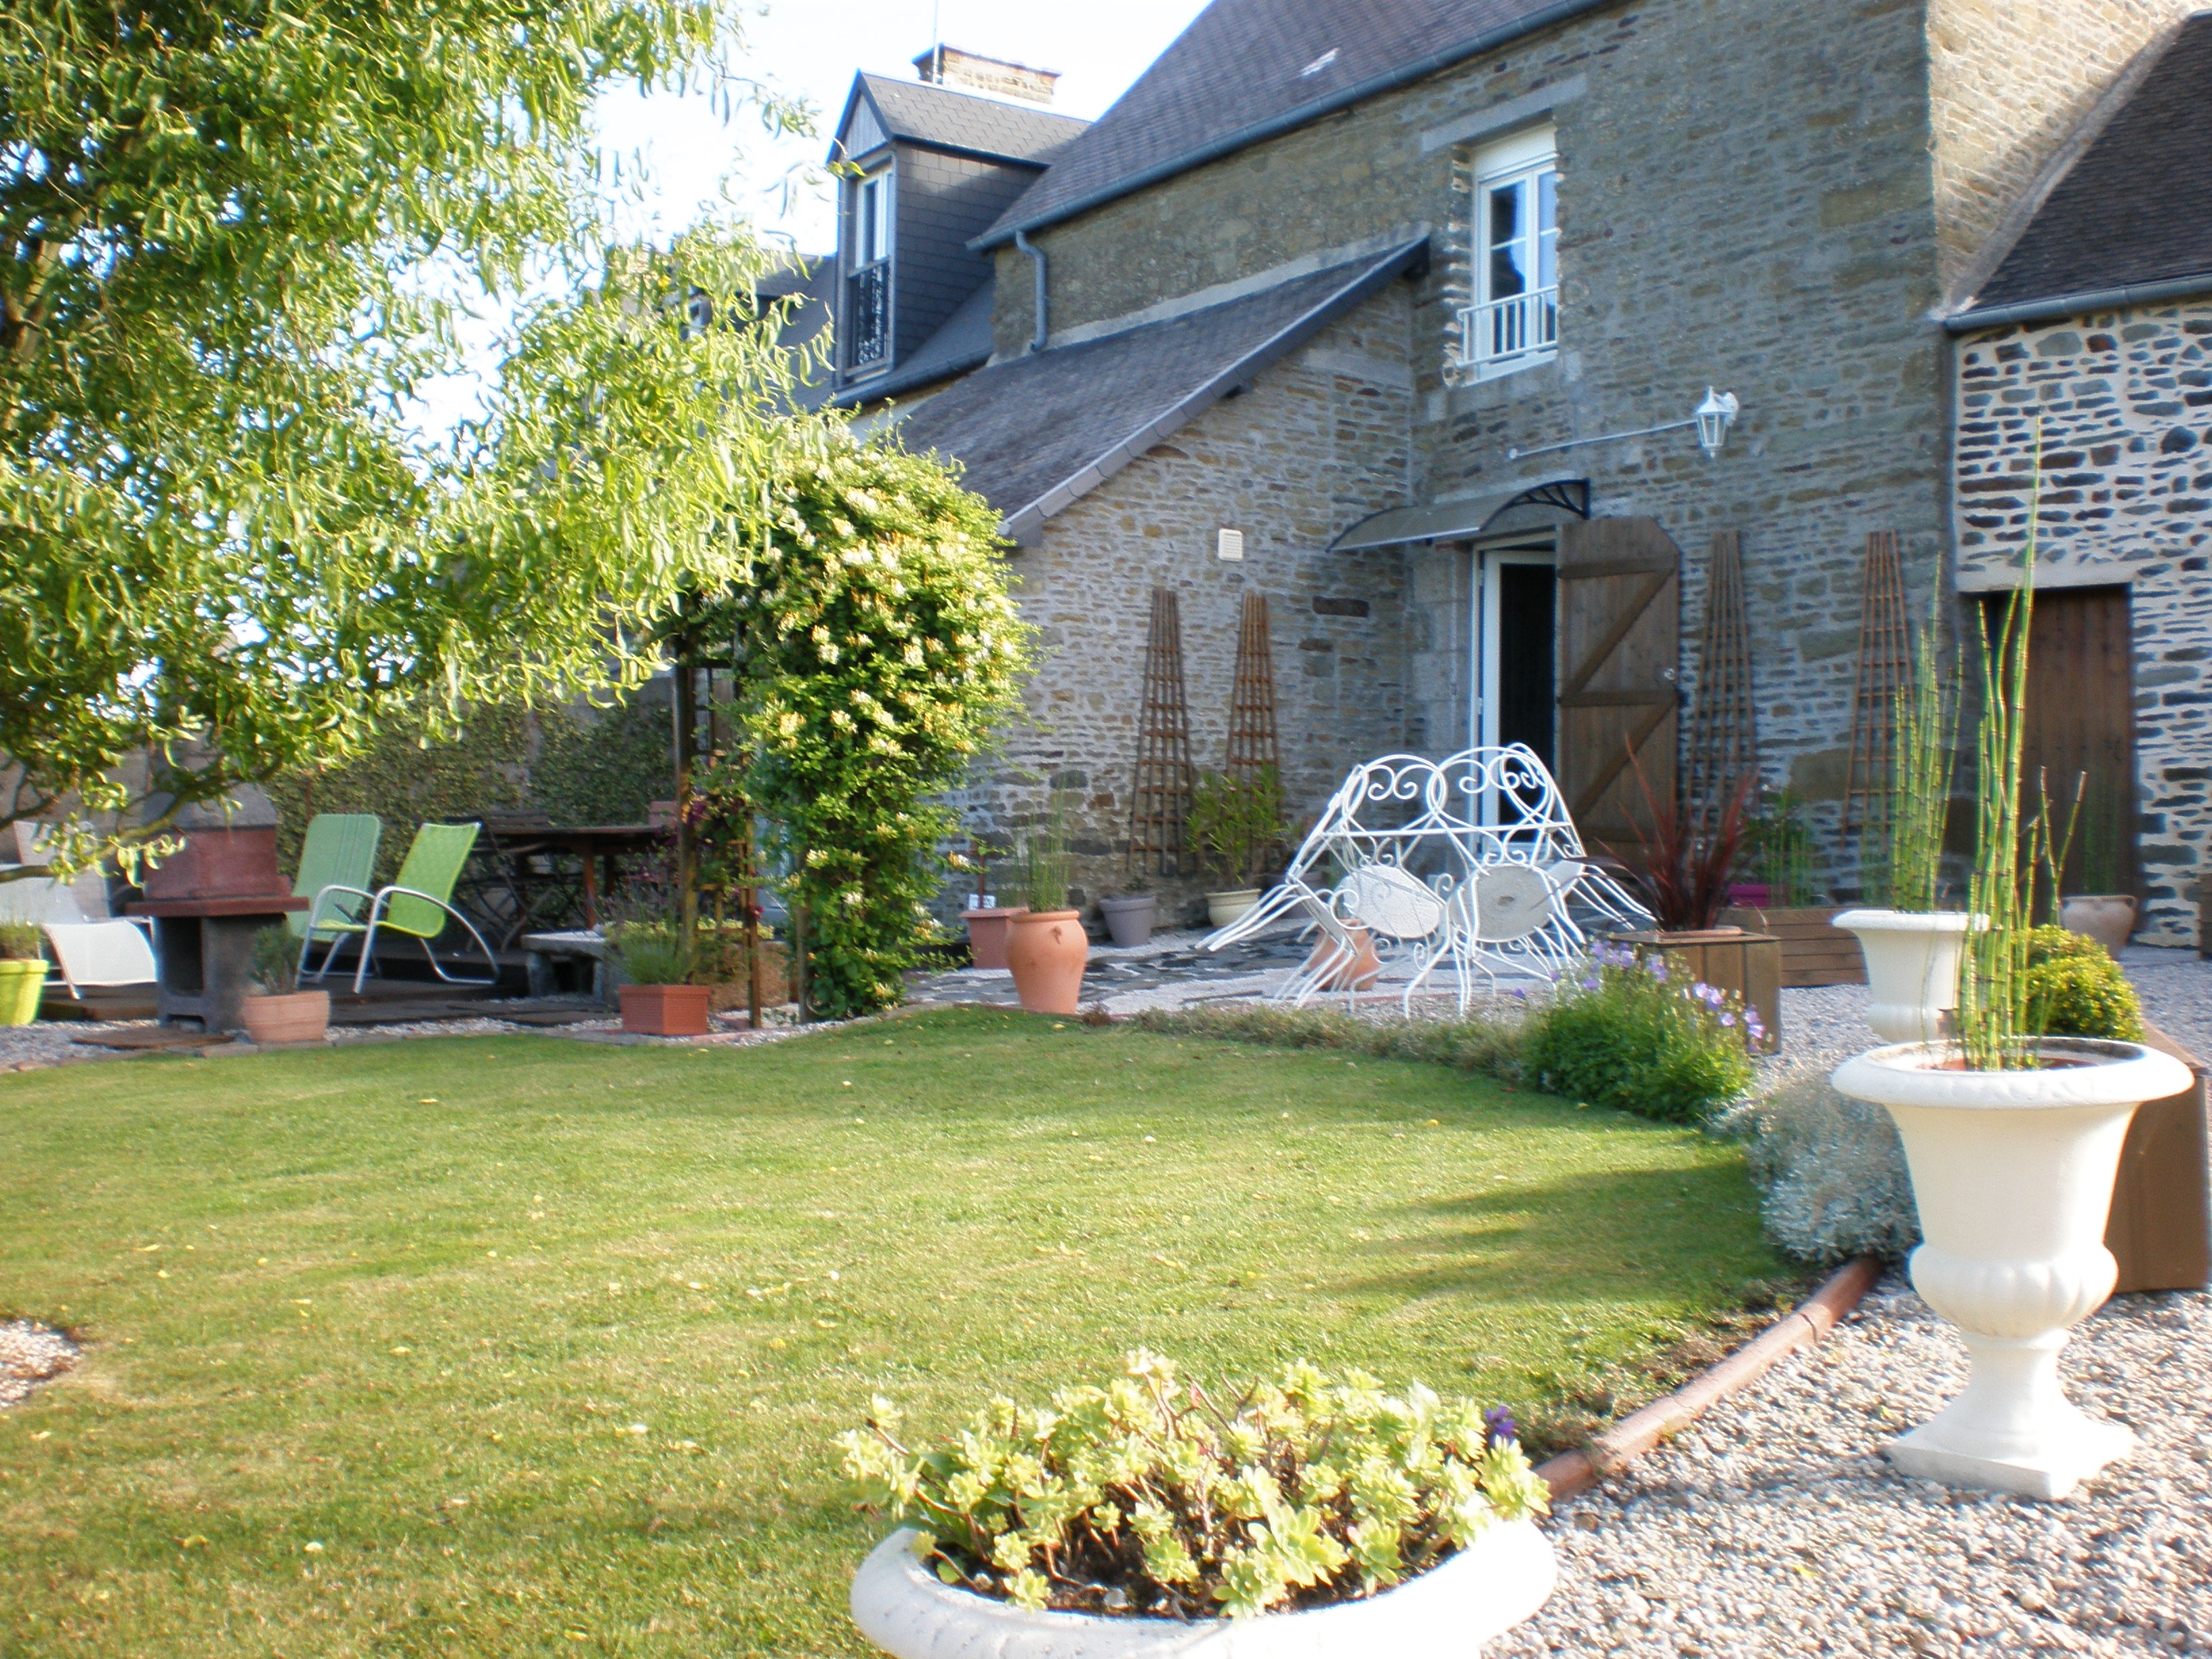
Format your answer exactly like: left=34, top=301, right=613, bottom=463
left=1189, top=767, right=1290, bottom=928
left=1830, top=565, right=2190, bottom=1498
left=241, top=925, right=330, bottom=1044
left=838, top=1351, right=1554, bottom=1657
left=614, top=923, right=712, bottom=1037
left=0, top=922, right=48, bottom=1027
left=1006, top=794, right=1086, bottom=1014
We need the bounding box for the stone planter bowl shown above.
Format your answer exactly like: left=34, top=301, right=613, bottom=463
left=850, top=1522, right=1555, bottom=1659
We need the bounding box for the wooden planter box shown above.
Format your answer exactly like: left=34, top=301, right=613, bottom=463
left=1718, top=905, right=1866, bottom=988
left=1605, top=928, right=1782, bottom=1054
left=2106, top=1022, right=2210, bottom=1294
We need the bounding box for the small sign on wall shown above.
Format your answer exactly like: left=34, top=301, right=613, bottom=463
left=1216, top=528, right=1245, bottom=561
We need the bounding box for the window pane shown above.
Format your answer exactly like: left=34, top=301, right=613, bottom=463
left=1487, top=179, right=1527, bottom=299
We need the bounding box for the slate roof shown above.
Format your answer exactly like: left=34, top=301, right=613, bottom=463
left=1965, top=13, right=2212, bottom=320
left=837, top=74, right=1090, bottom=167
left=833, top=276, right=998, bottom=407
left=892, top=241, right=1425, bottom=544
left=975, top=0, right=1610, bottom=247
left=756, top=255, right=838, bottom=411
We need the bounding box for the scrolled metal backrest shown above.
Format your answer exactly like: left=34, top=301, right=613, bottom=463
left=1284, top=745, right=1584, bottom=884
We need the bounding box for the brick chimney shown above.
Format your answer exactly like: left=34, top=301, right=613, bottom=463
left=912, top=45, right=1059, bottom=106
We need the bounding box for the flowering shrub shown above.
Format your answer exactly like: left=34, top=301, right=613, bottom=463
left=836, top=1351, right=1549, bottom=1620
left=1520, top=942, right=1757, bottom=1122
left=2021, top=924, right=2144, bottom=1042
left=691, top=440, right=1032, bottom=1016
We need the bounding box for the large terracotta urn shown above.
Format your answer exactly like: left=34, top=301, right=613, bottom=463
left=1832, top=1036, right=2193, bottom=1498
left=1005, top=909, right=1088, bottom=1015
left=1834, top=909, right=1984, bottom=1044
left=2060, top=894, right=2136, bottom=954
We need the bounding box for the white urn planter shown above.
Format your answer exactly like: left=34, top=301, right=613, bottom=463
left=1833, top=909, right=1985, bottom=1043
left=850, top=1523, right=1556, bottom=1659
left=1832, top=1037, right=2194, bottom=1498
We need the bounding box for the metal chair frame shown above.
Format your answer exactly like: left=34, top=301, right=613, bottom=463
left=1206, top=745, right=1654, bottom=1011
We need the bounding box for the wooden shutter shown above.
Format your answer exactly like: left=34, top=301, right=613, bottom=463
left=1556, top=517, right=1683, bottom=854
left=2013, top=585, right=2137, bottom=895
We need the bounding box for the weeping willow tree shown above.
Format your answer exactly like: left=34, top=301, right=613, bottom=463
left=0, top=0, right=819, bottom=879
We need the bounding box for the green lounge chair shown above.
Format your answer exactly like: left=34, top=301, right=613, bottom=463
left=286, top=814, right=382, bottom=941
left=300, top=821, right=497, bottom=992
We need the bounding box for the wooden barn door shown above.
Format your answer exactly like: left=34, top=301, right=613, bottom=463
left=2011, top=585, right=2137, bottom=896
left=1556, top=518, right=1683, bottom=855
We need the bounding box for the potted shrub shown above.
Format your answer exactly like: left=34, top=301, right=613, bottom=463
left=241, top=926, right=331, bottom=1044
left=614, top=923, right=712, bottom=1037
left=1005, top=796, right=1086, bottom=1015
left=1096, top=879, right=1155, bottom=949
left=0, top=922, right=48, bottom=1027
left=838, top=1352, right=1555, bottom=1658
left=1189, top=767, right=1288, bottom=928
left=1837, top=587, right=1984, bottom=1043
left=1831, top=566, right=2192, bottom=1499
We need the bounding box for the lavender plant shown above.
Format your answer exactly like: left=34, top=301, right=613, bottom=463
left=837, top=1351, right=1549, bottom=1620
left=1520, top=942, right=1759, bottom=1123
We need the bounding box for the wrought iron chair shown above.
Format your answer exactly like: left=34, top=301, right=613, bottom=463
left=1205, top=745, right=1652, bottom=1010
left=300, top=822, right=499, bottom=993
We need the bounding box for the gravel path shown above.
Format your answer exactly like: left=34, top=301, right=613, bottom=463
left=1492, top=1280, right=2212, bottom=1657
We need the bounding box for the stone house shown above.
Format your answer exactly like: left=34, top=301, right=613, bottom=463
left=1946, top=12, right=2212, bottom=943
left=806, top=1, right=2205, bottom=943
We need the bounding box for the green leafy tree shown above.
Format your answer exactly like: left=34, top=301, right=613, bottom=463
left=0, top=0, right=814, bottom=878
left=689, top=442, right=1031, bottom=1017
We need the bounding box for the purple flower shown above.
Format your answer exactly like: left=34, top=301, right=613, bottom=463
left=1484, top=1405, right=1518, bottom=1446
left=1580, top=976, right=1601, bottom=991
left=1647, top=960, right=1669, bottom=982
left=1719, top=1012, right=1736, bottom=1027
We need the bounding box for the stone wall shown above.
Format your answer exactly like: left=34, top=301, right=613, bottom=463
left=1954, top=304, right=2212, bottom=944
left=947, top=293, right=1418, bottom=923
left=973, top=0, right=1965, bottom=895
left=1927, top=0, right=2187, bottom=297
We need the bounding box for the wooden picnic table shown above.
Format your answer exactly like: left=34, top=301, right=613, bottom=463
left=465, top=819, right=670, bottom=941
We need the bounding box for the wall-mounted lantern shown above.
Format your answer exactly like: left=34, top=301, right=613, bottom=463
left=1507, top=387, right=1745, bottom=462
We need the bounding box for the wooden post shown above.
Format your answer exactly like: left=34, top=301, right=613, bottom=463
left=741, top=800, right=762, bottom=1029
left=672, top=649, right=700, bottom=962
left=791, top=900, right=808, bottom=1022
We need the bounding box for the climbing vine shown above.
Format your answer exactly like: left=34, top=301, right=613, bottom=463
left=690, top=438, right=1031, bottom=1017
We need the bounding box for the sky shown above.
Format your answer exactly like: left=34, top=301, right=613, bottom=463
left=411, top=0, right=1208, bottom=436
left=600, top=0, right=1212, bottom=253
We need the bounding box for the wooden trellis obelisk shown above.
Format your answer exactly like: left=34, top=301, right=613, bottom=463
left=1685, top=529, right=1758, bottom=819
left=1127, top=587, right=1195, bottom=877
left=1842, top=530, right=1912, bottom=848
left=1225, top=592, right=1282, bottom=782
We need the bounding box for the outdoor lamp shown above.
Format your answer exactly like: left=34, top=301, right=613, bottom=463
left=1695, top=388, right=1740, bottom=458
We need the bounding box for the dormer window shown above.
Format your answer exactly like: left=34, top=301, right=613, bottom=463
left=846, top=163, right=894, bottom=373
left=1458, top=125, right=1557, bottom=376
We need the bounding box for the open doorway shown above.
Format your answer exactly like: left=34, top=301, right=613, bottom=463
left=1469, top=533, right=1558, bottom=770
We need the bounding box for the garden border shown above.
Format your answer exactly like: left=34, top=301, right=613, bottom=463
left=1534, top=1254, right=1883, bottom=1500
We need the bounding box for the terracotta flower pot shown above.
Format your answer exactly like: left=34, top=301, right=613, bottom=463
left=619, top=983, right=712, bottom=1038
left=1097, top=894, right=1155, bottom=948
left=2060, top=894, right=2137, bottom=954
left=1005, top=909, right=1088, bottom=1015
left=1206, top=888, right=1262, bottom=929
left=241, top=989, right=330, bottom=1044
left=962, top=905, right=1028, bottom=970
left=0, top=960, right=47, bottom=1027
left=1302, top=920, right=1381, bottom=991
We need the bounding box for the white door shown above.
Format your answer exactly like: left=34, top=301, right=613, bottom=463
left=1468, top=535, right=1559, bottom=769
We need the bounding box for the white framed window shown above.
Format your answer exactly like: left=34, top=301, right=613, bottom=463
left=1460, top=125, right=1557, bottom=375
left=845, top=163, right=893, bottom=373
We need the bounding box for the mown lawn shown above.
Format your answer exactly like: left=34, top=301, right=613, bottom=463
left=0, top=1007, right=1781, bottom=1658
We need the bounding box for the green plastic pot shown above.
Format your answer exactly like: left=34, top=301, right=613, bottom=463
left=0, top=959, right=48, bottom=1025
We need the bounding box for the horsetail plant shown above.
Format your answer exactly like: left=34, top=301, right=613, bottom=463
left=1881, top=583, right=1959, bottom=913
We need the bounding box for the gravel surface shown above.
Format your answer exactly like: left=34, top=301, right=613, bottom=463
left=1492, top=1280, right=2212, bottom=1657
left=0, top=1319, right=77, bottom=1408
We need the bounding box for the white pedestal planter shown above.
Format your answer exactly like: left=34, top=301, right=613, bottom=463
left=850, top=1523, right=1555, bottom=1659
left=1833, top=909, right=1984, bottom=1044
left=1832, top=1038, right=2194, bottom=1498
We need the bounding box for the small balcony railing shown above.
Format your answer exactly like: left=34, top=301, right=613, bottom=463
left=846, top=262, right=890, bottom=371
left=1459, top=285, right=1558, bottom=367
